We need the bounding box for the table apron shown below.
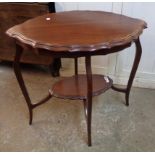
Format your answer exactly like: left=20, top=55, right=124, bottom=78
left=15, top=39, right=132, bottom=58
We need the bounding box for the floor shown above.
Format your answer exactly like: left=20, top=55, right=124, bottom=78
left=0, top=62, right=155, bottom=152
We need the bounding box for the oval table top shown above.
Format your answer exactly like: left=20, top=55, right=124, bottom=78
left=6, top=11, right=147, bottom=52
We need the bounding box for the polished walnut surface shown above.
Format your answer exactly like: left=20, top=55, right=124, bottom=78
left=51, top=75, right=112, bottom=100
left=6, top=11, right=147, bottom=52
left=7, top=10, right=146, bottom=146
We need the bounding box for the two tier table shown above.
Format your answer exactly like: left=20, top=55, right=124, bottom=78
left=6, top=11, right=147, bottom=146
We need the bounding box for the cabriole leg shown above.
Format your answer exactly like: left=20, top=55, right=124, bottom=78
left=125, top=38, right=142, bottom=106
left=112, top=37, right=142, bottom=106
left=83, top=99, right=88, bottom=123
left=14, top=43, right=33, bottom=125
left=14, top=44, right=53, bottom=124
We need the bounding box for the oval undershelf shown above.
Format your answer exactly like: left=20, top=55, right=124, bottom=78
left=50, top=74, right=113, bottom=100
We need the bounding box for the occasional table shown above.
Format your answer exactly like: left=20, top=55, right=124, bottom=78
left=6, top=11, right=147, bottom=146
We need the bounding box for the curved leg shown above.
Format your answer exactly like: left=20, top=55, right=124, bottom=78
left=85, top=56, right=93, bottom=146
left=125, top=38, right=142, bottom=106
left=74, top=57, right=78, bottom=75
left=112, top=38, right=142, bottom=106
left=83, top=99, right=88, bottom=123
left=14, top=44, right=33, bottom=125
left=29, top=109, right=33, bottom=125
left=14, top=43, right=52, bottom=125
left=32, top=93, right=52, bottom=108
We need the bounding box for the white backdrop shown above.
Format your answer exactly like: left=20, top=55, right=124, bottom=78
left=55, top=2, right=155, bottom=89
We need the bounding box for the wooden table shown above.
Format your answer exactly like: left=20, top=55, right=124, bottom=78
left=6, top=11, right=147, bottom=146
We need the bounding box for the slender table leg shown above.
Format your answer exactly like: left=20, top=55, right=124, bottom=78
left=85, top=56, right=93, bottom=146
left=83, top=99, right=88, bottom=123
left=49, top=58, right=61, bottom=77
left=74, top=57, right=78, bottom=75
left=112, top=37, right=142, bottom=106
left=14, top=44, right=33, bottom=124
left=14, top=43, right=52, bottom=125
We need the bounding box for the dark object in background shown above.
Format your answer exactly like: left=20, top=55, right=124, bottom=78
left=48, top=2, right=61, bottom=77
left=48, top=2, right=56, bottom=12
left=0, top=2, right=61, bottom=77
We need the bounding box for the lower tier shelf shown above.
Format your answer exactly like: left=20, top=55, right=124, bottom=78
left=50, top=74, right=113, bottom=100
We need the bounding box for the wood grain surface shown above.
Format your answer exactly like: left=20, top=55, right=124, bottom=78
left=51, top=74, right=113, bottom=100
left=6, top=11, right=147, bottom=52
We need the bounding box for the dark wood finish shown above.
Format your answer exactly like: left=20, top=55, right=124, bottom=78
left=83, top=99, right=88, bottom=123
left=126, top=38, right=142, bottom=105
left=14, top=44, right=33, bottom=125
left=6, top=11, right=147, bottom=52
left=6, top=11, right=146, bottom=146
left=85, top=56, right=93, bottom=146
left=0, top=2, right=60, bottom=76
left=14, top=44, right=52, bottom=125
left=51, top=74, right=112, bottom=100
left=74, top=58, right=78, bottom=75
left=0, top=3, right=48, bottom=62
left=111, top=38, right=142, bottom=106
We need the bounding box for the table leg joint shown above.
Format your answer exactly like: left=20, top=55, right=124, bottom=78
left=111, top=85, right=127, bottom=93
left=111, top=37, right=142, bottom=106
left=32, top=93, right=52, bottom=109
